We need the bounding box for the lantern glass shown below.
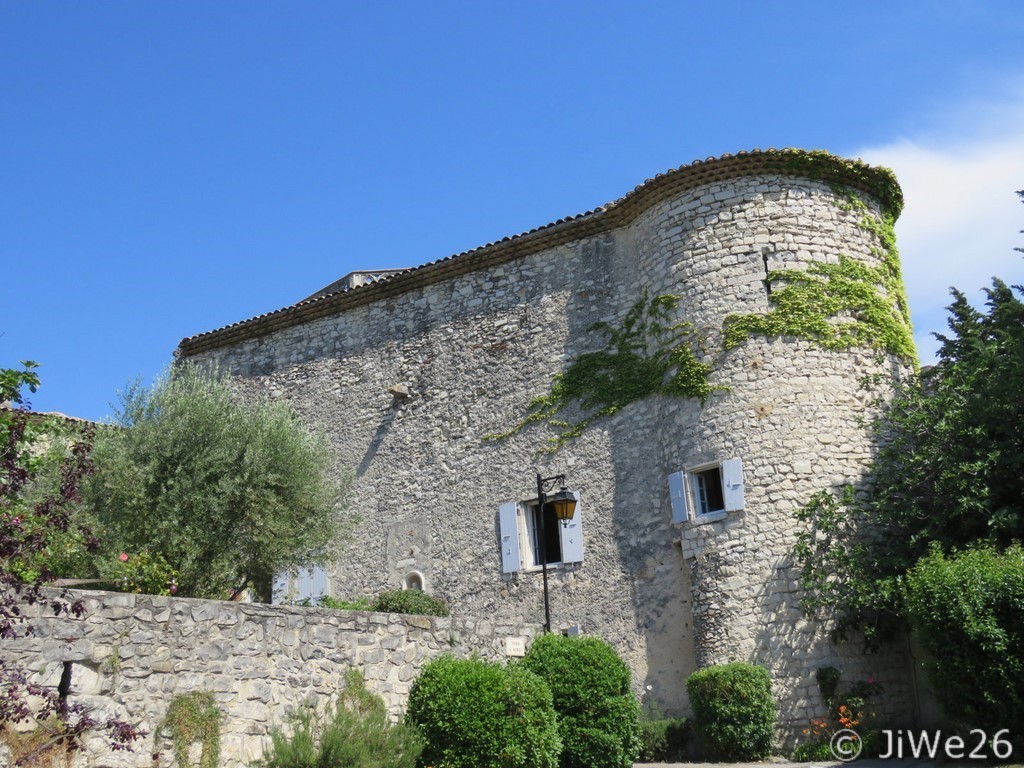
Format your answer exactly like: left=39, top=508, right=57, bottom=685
left=549, top=488, right=577, bottom=522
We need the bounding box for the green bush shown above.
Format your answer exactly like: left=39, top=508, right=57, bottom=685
left=792, top=739, right=835, bottom=762
left=905, top=545, right=1024, bottom=734
left=637, top=717, right=688, bottom=762
left=406, top=656, right=560, bottom=768
left=521, top=634, right=640, bottom=768
left=685, top=663, right=775, bottom=760
left=257, top=670, right=422, bottom=768
left=372, top=589, right=449, bottom=617
left=301, top=594, right=373, bottom=611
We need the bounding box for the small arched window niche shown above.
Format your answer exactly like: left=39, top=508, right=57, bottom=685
left=403, top=571, right=425, bottom=591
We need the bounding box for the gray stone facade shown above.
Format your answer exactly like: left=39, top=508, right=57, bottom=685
left=176, top=151, right=918, bottom=736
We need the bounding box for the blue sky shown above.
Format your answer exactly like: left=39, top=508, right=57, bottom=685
left=3, top=2, right=1023, bottom=421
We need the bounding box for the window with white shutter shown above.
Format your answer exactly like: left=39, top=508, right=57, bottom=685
left=668, top=459, right=745, bottom=522
left=498, top=492, right=584, bottom=572
left=498, top=501, right=521, bottom=574
left=559, top=491, right=584, bottom=564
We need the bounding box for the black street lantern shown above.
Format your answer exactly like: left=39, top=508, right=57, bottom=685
left=535, top=473, right=577, bottom=632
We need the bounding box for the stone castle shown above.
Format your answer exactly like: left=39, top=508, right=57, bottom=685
left=174, top=149, right=919, bottom=732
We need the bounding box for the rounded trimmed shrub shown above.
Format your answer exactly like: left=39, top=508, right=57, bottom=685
left=406, top=656, right=560, bottom=768
left=521, top=634, right=640, bottom=768
left=371, top=589, right=449, bottom=617
left=685, top=662, right=775, bottom=760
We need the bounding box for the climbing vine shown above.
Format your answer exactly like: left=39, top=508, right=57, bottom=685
left=484, top=293, right=719, bottom=454
left=773, top=149, right=904, bottom=219
left=722, top=187, right=915, bottom=361
left=160, top=691, right=221, bottom=768
left=488, top=172, right=914, bottom=453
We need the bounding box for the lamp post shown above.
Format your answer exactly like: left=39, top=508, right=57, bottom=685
left=535, top=473, right=578, bottom=632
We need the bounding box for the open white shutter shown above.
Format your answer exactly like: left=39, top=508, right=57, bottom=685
left=499, top=501, right=521, bottom=573
left=722, top=458, right=745, bottom=511
left=558, top=491, right=584, bottom=564
left=667, top=471, right=689, bottom=523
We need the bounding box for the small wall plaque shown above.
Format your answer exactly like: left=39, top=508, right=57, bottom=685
left=505, top=637, right=526, bottom=657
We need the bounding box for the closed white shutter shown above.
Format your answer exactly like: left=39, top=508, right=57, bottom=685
left=558, top=491, right=584, bottom=564
left=667, top=471, right=689, bottom=523
left=295, top=564, right=329, bottom=602
left=499, top=501, right=521, bottom=573
left=722, top=458, right=745, bottom=511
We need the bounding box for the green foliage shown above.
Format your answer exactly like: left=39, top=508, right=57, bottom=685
left=491, top=181, right=913, bottom=452
left=1, top=364, right=143, bottom=756
left=371, top=589, right=449, bottom=617
left=637, top=717, right=688, bottom=762
left=485, top=293, right=718, bottom=453
left=885, top=280, right=1024, bottom=546
left=257, top=670, right=422, bottom=768
left=102, top=550, right=178, bottom=595
left=792, top=668, right=882, bottom=760
left=905, top=545, right=1024, bottom=733
left=724, top=189, right=914, bottom=360
left=796, top=280, right=1024, bottom=645
left=791, top=739, right=835, bottom=762
left=773, top=149, right=904, bottom=218
left=685, top=663, right=775, bottom=761
left=815, top=666, right=841, bottom=709
left=723, top=255, right=915, bottom=359
left=84, top=363, right=354, bottom=600
left=161, top=691, right=221, bottom=768
left=521, top=634, right=640, bottom=768
left=310, top=594, right=373, bottom=611
left=406, top=656, right=560, bottom=768
left=0, top=361, right=40, bottom=407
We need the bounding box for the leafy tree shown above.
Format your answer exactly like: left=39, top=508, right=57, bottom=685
left=905, top=544, right=1024, bottom=736
left=1, top=361, right=141, bottom=763
left=84, top=363, right=353, bottom=600
left=796, top=278, right=1024, bottom=645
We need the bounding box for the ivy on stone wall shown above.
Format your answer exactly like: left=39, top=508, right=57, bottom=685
left=489, top=180, right=914, bottom=453
left=774, top=149, right=904, bottom=219
left=484, top=293, right=718, bottom=454
left=160, top=691, right=222, bottom=768
left=722, top=187, right=915, bottom=361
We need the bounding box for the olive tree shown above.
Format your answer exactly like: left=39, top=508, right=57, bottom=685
left=85, top=363, right=353, bottom=600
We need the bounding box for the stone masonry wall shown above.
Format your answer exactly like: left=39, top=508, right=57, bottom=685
left=1, top=589, right=540, bottom=768
left=181, top=167, right=920, bottom=736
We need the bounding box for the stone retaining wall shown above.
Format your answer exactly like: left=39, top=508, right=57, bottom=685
left=1, top=589, right=540, bottom=768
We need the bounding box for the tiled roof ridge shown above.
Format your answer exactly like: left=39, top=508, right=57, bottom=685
left=177, top=148, right=901, bottom=357
left=0, top=405, right=98, bottom=426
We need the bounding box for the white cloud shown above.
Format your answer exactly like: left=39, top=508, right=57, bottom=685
left=854, top=92, right=1024, bottom=363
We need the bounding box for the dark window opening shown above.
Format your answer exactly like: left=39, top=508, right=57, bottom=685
left=530, top=501, right=562, bottom=566
left=693, top=467, right=725, bottom=515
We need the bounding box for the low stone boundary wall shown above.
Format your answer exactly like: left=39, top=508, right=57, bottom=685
left=1, top=589, right=541, bottom=767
